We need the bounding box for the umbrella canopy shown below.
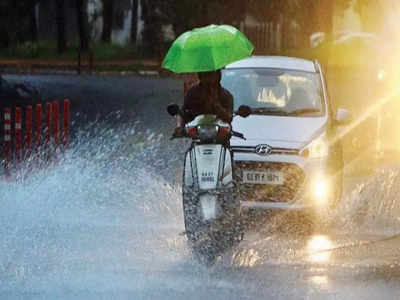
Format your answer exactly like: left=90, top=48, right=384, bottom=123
left=162, top=24, right=254, bottom=73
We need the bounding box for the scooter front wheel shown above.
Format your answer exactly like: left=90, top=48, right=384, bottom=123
left=182, top=190, right=242, bottom=265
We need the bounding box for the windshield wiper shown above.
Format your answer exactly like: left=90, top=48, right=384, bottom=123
left=288, top=108, right=322, bottom=116
left=251, top=107, right=289, bottom=115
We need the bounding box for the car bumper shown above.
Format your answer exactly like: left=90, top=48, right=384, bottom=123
left=240, top=201, right=312, bottom=211
left=234, top=152, right=333, bottom=210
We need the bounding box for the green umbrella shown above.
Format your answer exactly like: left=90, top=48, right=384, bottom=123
left=162, top=24, right=254, bottom=73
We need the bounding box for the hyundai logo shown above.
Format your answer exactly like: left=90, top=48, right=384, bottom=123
left=255, top=144, right=272, bottom=155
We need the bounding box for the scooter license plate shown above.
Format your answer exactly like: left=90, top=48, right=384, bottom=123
left=242, top=170, right=284, bottom=185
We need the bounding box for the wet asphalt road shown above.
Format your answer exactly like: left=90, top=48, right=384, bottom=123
left=2, top=74, right=400, bottom=300
left=3, top=74, right=181, bottom=132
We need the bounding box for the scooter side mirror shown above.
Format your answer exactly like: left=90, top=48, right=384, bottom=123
left=236, top=105, right=252, bottom=118
left=167, top=104, right=180, bottom=116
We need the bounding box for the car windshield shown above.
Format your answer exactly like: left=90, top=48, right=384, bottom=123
left=221, top=68, right=325, bottom=116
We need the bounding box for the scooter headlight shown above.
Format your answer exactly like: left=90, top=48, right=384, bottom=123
left=197, top=125, right=219, bottom=140
left=302, top=134, right=329, bottom=159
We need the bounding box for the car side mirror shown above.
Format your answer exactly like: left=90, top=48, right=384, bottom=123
left=236, top=105, right=252, bottom=118
left=167, top=104, right=180, bottom=116
left=335, top=108, right=351, bottom=125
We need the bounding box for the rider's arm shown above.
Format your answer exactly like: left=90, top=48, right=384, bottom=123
left=214, top=91, right=233, bottom=123
left=213, top=103, right=232, bottom=123
left=173, top=114, right=185, bottom=136
left=173, top=87, right=198, bottom=135
left=182, top=88, right=199, bottom=123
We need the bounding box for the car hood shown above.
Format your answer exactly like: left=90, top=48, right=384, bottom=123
left=231, top=115, right=327, bottom=148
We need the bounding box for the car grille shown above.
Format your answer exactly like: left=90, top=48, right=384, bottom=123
left=234, top=161, right=305, bottom=202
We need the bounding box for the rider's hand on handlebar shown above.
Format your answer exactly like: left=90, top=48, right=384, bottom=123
left=237, top=105, right=249, bottom=116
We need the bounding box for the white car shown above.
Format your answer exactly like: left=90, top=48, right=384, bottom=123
left=221, top=56, right=350, bottom=212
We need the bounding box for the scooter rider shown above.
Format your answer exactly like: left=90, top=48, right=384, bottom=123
left=174, top=70, right=234, bottom=135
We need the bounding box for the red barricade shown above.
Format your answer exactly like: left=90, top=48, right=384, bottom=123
left=63, top=99, right=70, bottom=146
left=35, top=104, right=42, bottom=147
left=15, top=107, right=22, bottom=162
left=3, top=108, right=11, bottom=170
left=26, top=106, right=33, bottom=155
left=45, top=102, right=52, bottom=145
left=52, top=101, right=59, bottom=146
left=2, top=100, right=71, bottom=173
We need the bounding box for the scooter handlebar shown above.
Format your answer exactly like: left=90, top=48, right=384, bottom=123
left=170, top=129, right=246, bottom=140
left=231, top=130, right=246, bottom=140
left=170, top=132, right=188, bottom=140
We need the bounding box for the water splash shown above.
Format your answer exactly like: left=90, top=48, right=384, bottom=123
left=2, top=119, right=400, bottom=298
left=0, top=120, right=187, bottom=295
left=337, top=166, right=400, bottom=235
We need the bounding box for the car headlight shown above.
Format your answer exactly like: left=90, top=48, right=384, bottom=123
left=302, top=134, right=329, bottom=158
left=313, top=178, right=328, bottom=200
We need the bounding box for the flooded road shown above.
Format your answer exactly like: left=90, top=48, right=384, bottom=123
left=1, top=75, right=400, bottom=299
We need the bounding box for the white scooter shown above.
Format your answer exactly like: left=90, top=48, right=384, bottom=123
left=167, top=104, right=251, bottom=264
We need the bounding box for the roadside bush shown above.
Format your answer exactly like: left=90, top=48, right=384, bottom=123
left=0, top=40, right=147, bottom=61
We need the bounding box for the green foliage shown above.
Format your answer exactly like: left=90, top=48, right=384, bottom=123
left=91, top=43, right=141, bottom=61
left=145, top=0, right=246, bottom=35
left=0, top=40, right=144, bottom=61
left=0, top=40, right=61, bottom=59
left=146, top=0, right=353, bottom=53
left=249, top=0, right=352, bottom=33
left=0, top=0, right=365, bottom=61
left=13, top=41, right=41, bottom=58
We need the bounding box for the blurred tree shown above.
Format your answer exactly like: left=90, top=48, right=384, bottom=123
left=75, top=0, right=90, bottom=50
left=303, top=0, right=354, bottom=42
left=246, top=0, right=291, bottom=49
left=130, top=0, right=138, bottom=45
left=141, top=0, right=164, bottom=57
left=138, top=0, right=246, bottom=58
left=246, top=0, right=352, bottom=49
left=0, top=0, right=42, bottom=47
left=28, top=0, right=40, bottom=42
left=165, top=0, right=246, bottom=36
left=354, top=0, right=385, bottom=33
left=0, top=0, right=33, bottom=44
left=55, top=0, right=67, bottom=53
left=101, top=0, right=114, bottom=43
left=298, top=1, right=333, bottom=47
left=0, top=0, right=11, bottom=48
left=139, top=0, right=247, bottom=58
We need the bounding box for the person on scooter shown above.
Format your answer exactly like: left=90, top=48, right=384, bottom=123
left=174, top=70, right=233, bottom=136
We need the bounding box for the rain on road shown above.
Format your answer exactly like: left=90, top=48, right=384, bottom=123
left=1, top=74, right=400, bottom=300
